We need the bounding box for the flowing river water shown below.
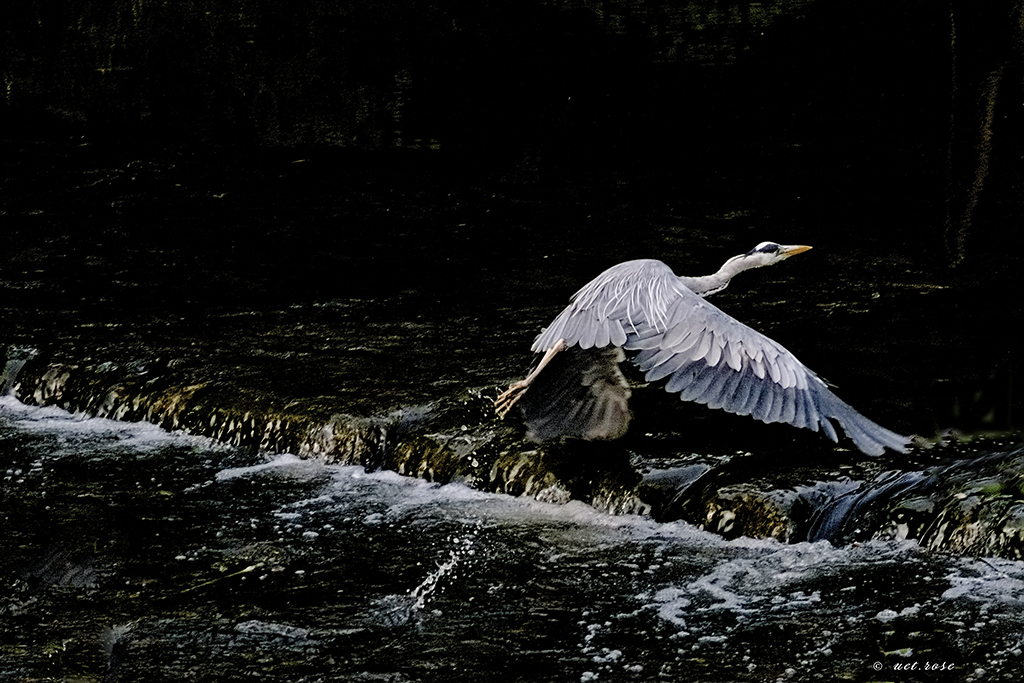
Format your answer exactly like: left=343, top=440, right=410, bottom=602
left=4, top=396, right=1024, bottom=683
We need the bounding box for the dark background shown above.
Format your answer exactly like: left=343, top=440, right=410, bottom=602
left=4, top=0, right=1021, bottom=256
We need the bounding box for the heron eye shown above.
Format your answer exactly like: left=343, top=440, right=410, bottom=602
left=748, top=242, right=780, bottom=256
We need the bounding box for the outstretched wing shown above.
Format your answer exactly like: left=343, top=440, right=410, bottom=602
left=530, top=259, right=908, bottom=456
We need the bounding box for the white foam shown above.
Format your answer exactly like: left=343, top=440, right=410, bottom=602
left=640, top=538, right=931, bottom=639
left=943, top=557, right=1024, bottom=606
left=214, top=453, right=309, bottom=481
left=0, top=395, right=219, bottom=451
left=234, top=620, right=310, bottom=639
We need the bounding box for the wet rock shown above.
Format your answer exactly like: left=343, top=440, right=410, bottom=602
left=638, top=464, right=712, bottom=521
left=784, top=449, right=1024, bottom=558
left=702, top=485, right=800, bottom=540
left=797, top=470, right=930, bottom=543
left=622, top=440, right=1024, bottom=560
left=7, top=346, right=1024, bottom=559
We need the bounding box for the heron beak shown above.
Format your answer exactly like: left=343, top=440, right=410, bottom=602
left=779, top=244, right=812, bottom=258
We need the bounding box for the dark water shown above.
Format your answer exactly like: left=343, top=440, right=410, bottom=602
left=4, top=399, right=1024, bottom=682
left=3, top=0, right=1024, bottom=680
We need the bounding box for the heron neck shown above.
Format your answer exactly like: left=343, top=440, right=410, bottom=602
left=679, top=255, right=754, bottom=297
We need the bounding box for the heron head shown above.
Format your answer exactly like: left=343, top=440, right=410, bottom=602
left=744, top=242, right=812, bottom=268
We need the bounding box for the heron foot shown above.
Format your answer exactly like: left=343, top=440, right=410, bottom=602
left=494, top=380, right=530, bottom=419
left=493, top=338, right=567, bottom=421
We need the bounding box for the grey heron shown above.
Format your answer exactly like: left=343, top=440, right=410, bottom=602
left=495, top=242, right=909, bottom=456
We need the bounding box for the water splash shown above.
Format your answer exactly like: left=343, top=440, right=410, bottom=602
left=370, top=524, right=482, bottom=628
left=409, top=529, right=479, bottom=612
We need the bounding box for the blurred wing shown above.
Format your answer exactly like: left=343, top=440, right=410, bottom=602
left=519, top=346, right=631, bottom=442
left=531, top=259, right=908, bottom=456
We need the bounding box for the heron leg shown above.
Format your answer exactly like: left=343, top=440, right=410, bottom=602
left=494, top=339, right=566, bottom=419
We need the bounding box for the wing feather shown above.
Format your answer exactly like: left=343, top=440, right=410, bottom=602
left=609, top=321, right=628, bottom=347
left=724, top=339, right=743, bottom=372
left=646, top=349, right=692, bottom=383
left=754, top=379, right=777, bottom=423
left=628, top=331, right=663, bottom=350
left=750, top=359, right=767, bottom=379
left=705, top=360, right=745, bottom=410
left=688, top=330, right=713, bottom=361
left=664, top=361, right=697, bottom=394
left=790, top=389, right=808, bottom=429
left=731, top=372, right=758, bottom=416
left=737, top=376, right=766, bottom=417
left=578, top=320, right=597, bottom=350
left=779, top=387, right=797, bottom=424
left=667, top=327, right=703, bottom=357
left=705, top=333, right=724, bottom=368
left=821, top=417, right=839, bottom=443
left=661, top=309, right=695, bottom=347
left=675, top=363, right=719, bottom=401
left=642, top=347, right=678, bottom=378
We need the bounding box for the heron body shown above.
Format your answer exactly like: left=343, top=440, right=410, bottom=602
left=495, top=243, right=909, bottom=456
